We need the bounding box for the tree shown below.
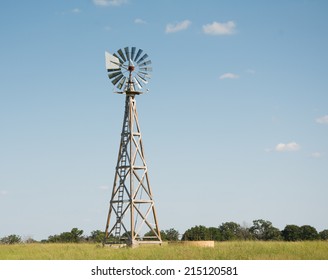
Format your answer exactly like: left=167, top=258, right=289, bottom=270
left=159, top=230, right=167, bottom=241
left=319, top=229, right=328, bottom=240
left=47, top=234, right=60, bottom=243
left=182, top=225, right=212, bottom=241
left=0, top=234, right=22, bottom=244
left=250, top=219, right=281, bottom=241
left=266, top=226, right=282, bottom=241
left=70, top=228, right=84, bottom=242
left=47, top=228, right=84, bottom=243
left=89, top=230, right=105, bottom=243
left=59, top=232, right=73, bottom=242
left=299, top=225, right=318, bottom=241
left=237, top=224, right=254, bottom=240
left=208, top=227, right=222, bottom=241
left=282, top=225, right=301, bottom=241
left=219, top=222, right=241, bottom=241
left=143, top=229, right=161, bottom=240
left=159, top=228, right=180, bottom=241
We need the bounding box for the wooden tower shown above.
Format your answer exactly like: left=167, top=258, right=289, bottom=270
left=103, top=47, right=161, bottom=246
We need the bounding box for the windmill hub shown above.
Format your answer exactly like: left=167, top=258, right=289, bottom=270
left=128, top=65, right=135, bottom=72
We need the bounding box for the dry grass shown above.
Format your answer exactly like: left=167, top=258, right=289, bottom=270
left=0, top=241, right=328, bottom=260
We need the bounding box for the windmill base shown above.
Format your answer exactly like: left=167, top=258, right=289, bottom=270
left=104, top=240, right=162, bottom=248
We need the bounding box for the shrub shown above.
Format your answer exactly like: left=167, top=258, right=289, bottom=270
left=319, top=229, right=328, bottom=240
left=282, top=225, right=301, bottom=241
left=300, top=225, right=319, bottom=240
left=0, top=234, right=22, bottom=244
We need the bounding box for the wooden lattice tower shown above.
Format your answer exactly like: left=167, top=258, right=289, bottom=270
left=103, top=47, right=161, bottom=246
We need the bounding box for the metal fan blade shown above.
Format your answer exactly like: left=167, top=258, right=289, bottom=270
left=124, top=47, right=130, bottom=61
left=113, top=53, right=124, bottom=64
left=139, top=60, right=152, bottom=67
left=139, top=71, right=151, bottom=77
left=107, top=68, right=121, bottom=72
left=131, top=47, right=136, bottom=60
left=137, top=53, right=148, bottom=64
left=110, top=60, right=131, bottom=71
left=117, top=76, right=126, bottom=89
left=133, top=77, right=142, bottom=89
left=111, top=74, right=124, bottom=85
left=105, top=52, right=120, bottom=70
left=134, top=49, right=143, bottom=62
left=108, top=71, right=122, bottom=79
left=110, top=61, right=122, bottom=67
left=136, top=73, right=148, bottom=84
left=117, top=49, right=127, bottom=62
left=139, top=67, right=152, bottom=72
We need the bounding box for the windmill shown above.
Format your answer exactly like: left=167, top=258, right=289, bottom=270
left=103, top=47, right=162, bottom=247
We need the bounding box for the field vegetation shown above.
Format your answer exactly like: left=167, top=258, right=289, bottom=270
left=1, top=241, right=328, bottom=260
left=2, top=219, right=328, bottom=260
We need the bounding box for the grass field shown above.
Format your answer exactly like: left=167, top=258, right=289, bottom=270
left=1, top=241, right=328, bottom=260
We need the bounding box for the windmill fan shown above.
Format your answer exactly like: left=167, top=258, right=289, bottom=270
left=105, top=47, right=152, bottom=93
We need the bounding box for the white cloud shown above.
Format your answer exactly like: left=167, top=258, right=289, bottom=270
left=275, top=142, right=300, bottom=152
left=59, top=8, right=81, bottom=15
left=311, top=152, right=323, bottom=158
left=134, top=18, right=146, bottom=24
left=165, top=20, right=191, bottom=33
left=72, top=8, right=81, bottom=13
left=219, top=73, right=239, bottom=80
left=316, top=115, right=328, bottom=124
left=93, top=0, right=127, bottom=6
left=203, top=21, right=236, bottom=35
left=0, top=190, right=8, bottom=196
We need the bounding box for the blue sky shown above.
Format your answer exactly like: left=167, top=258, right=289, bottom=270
left=1, top=0, right=328, bottom=241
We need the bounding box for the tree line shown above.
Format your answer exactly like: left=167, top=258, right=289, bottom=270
left=181, top=220, right=328, bottom=241
left=1, top=219, right=328, bottom=244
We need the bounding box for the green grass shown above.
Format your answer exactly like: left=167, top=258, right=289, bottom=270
left=1, top=241, right=328, bottom=260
